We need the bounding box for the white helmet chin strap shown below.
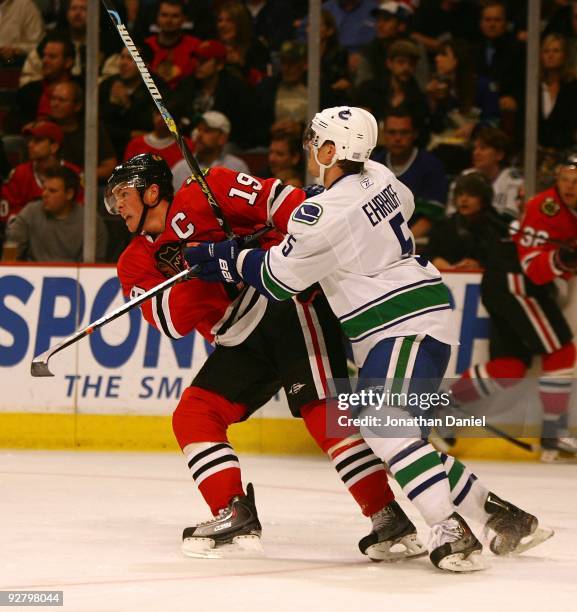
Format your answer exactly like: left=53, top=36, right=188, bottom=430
left=313, top=146, right=338, bottom=186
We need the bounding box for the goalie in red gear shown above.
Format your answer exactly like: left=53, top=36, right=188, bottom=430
left=105, top=153, right=424, bottom=559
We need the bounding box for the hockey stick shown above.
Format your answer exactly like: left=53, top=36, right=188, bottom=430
left=30, top=226, right=272, bottom=377
left=31, top=266, right=195, bottom=377
left=451, top=404, right=537, bottom=452
left=102, top=0, right=234, bottom=238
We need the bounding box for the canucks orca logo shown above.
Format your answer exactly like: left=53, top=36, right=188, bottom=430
left=292, top=202, right=323, bottom=225
left=338, top=109, right=352, bottom=120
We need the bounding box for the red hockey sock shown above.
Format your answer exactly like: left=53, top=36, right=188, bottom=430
left=301, top=401, right=394, bottom=517
left=540, top=343, right=576, bottom=418
left=173, top=386, right=247, bottom=515
left=450, top=357, right=527, bottom=403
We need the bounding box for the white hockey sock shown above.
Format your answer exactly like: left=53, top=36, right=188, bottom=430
left=365, top=437, right=454, bottom=526
left=439, top=453, right=490, bottom=525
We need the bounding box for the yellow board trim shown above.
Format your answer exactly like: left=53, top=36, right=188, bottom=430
left=0, top=413, right=540, bottom=460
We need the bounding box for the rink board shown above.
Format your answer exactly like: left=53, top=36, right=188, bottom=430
left=0, top=264, right=576, bottom=457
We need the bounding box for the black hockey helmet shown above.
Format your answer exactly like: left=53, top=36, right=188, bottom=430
left=454, top=171, right=493, bottom=208
left=558, top=148, right=577, bottom=171
left=104, top=153, right=174, bottom=215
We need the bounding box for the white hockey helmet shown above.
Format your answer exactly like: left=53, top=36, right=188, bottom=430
left=303, top=106, right=378, bottom=163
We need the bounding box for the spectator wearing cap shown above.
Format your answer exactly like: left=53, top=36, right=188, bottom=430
left=124, top=106, right=193, bottom=172
left=356, top=1, right=428, bottom=87
left=425, top=171, right=496, bottom=271
left=446, top=126, right=524, bottom=221
left=0, top=121, right=82, bottom=232
left=173, top=40, right=254, bottom=149
left=0, top=0, right=45, bottom=65
left=372, top=106, right=447, bottom=238
left=171, top=111, right=249, bottom=190
left=2, top=165, right=107, bottom=262
left=355, top=38, right=429, bottom=138
left=16, top=32, right=76, bottom=126
left=100, top=46, right=169, bottom=160
left=145, top=0, right=201, bottom=90
left=252, top=40, right=308, bottom=146
left=216, top=1, right=271, bottom=86
left=50, top=81, right=117, bottom=182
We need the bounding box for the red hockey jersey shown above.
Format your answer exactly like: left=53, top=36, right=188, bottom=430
left=117, top=167, right=304, bottom=344
left=515, top=187, right=577, bottom=285
left=145, top=34, right=200, bottom=90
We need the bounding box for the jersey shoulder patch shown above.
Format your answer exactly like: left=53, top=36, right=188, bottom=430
left=291, top=201, right=323, bottom=225
left=540, top=197, right=560, bottom=217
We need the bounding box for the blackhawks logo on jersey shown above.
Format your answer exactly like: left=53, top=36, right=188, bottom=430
left=541, top=197, right=560, bottom=216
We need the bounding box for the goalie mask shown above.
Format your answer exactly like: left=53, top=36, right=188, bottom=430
left=105, top=153, right=174, bottom=233
left=303, top=106, right=378, bottom=183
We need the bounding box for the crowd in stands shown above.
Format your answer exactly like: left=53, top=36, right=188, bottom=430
left=1, top=0, right=577, bottom=264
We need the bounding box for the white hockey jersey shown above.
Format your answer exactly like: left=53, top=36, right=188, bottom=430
left=255, top=160, right=459, bottom=366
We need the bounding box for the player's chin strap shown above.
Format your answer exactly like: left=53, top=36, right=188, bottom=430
left=313, top=147, right=339, bottom=187
left=135, top=188, right=165, bottom=235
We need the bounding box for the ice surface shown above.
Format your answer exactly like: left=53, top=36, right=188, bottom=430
left=1, top=451, right=576, bottom=611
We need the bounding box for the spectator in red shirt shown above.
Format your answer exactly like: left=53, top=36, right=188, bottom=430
left=16, top=32, right=76, bottom=126
left=0, top=121, right=82, bottom=227
left=145, top=0, right=200, bottom=89
left=124, top=107, right=193, bottom=170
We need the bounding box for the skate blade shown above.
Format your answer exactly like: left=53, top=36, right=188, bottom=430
left=510, top=527, right=554, bottom=555
left=367, top=533, right=428, bottom=562
left=182, top=535, right=263, bottom=559
left=540, top=450, right=577, bottom=464
left=436, top=550, right=485, bottom=573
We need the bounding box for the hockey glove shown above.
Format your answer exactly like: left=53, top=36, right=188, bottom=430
left=184, top=238, right=243, bottom=284
left=553, top=246, right=577, bottom=273
left=303, top=184, right=325, bottom=199
left=155, top=242, right=187, bottom=278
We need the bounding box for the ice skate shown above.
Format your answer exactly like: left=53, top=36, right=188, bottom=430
left=429, top=513, right=484, bottom=572
left=181, top=483, right=263, bottom=559
left=540, top=436, right=577, bottom=464
left=359, top=501, right=427, bottom=562
left=483, top=492, right=554, bottom=555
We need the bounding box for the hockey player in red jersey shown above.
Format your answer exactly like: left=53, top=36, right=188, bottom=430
left=106, top=153, right=424, bottom=560
left=448, top=152, right=577, bottom=462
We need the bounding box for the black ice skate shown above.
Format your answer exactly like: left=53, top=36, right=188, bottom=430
left=540, top=436, right=577, bottom=463
left=483, top=492, right=554, bottom=555
left=181, top=483, right=263, bottom=558
left=429, top=512, right=484, bottom=572
left=359, top=500, right=427, bottom=562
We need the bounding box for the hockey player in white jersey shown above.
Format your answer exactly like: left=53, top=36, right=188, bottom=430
left=185, top=107, right=552, bottom=572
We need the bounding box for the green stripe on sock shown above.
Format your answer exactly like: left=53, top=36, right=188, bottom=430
left=447, top=457, right=466, bottom=490
left=393, top=451, right=443, bottom=488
